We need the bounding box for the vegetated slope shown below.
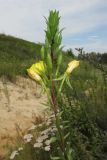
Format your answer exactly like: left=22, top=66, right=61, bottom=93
left=0, top=34, right=42, bottom=79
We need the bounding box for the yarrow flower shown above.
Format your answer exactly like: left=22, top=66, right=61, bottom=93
left=28, top=124, right=37, bottom=131
left=44, top=139, right=51, bottom=146
left=24, top=134, right=33, bottom=142
left=10, top=151, right=19, bottom=159
left=41, top=128, right=51, bottom=136
left=36, top=135, right=48, bottom=143
left=34, top=142, right=43, bottom=148
left=66, top=60, right=80, bottom=74
left=18, top=147, right=23, bottom=151
left=44, top=145, right=50, bottom=151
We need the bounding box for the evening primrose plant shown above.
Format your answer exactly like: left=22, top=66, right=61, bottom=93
left=27, top=10, right=79, bottom=160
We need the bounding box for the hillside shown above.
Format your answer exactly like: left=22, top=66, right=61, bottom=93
left=0, top=34, right=42, bottom=79
left=0, top=35, right=47, bottom=158
left=0, top=34, right=107, bottom=160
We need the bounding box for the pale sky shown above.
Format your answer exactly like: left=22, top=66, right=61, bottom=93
left=0, top=0, right=107, bottom=52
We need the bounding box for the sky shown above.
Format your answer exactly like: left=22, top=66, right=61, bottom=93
left=0, top=0, right=107, bottom=52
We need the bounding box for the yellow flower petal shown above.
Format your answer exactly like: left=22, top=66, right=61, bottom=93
left=30, top=61, right=46, bottom=76
left=27, top=69, right=41, bottom=82
left=66, top=60, right=80, bottom=74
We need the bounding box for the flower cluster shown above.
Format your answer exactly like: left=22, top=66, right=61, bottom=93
left=9, top=113, right=57, bottom=159
left=23, top=133, right=33, bottom=143
left=33, top=113, right=57, bottom=152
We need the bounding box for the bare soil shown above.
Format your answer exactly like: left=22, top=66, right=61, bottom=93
left=0, top=76, right=47, bottom=157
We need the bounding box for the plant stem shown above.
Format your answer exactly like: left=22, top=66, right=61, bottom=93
left=51, top=79, right=68, bottom=160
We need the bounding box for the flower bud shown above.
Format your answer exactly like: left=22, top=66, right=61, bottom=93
left=27, top=69, right=41, bottom=82
left=66, top=60, right=79, bottom=74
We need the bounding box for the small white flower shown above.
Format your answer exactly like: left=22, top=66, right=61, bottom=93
left=10, top=151, right=19, bottom=159
left=44, top=145, right=50, bottom=151
left=36, top=137, right=44, bottom=143
left=60, top=125, right=63, bottom=129
left=18, top=147, right=23, bottom=151
left=51, top=127, right=57, bottom=132
left=24, top=134, right=33, bottom=139
left=41, top=127, right=52, bottom=136
left=38, top=123, right=43, bottom=127
left=28, top=124, right=37, bottom=131
left=49, top=114, right=55, bottom=119
left=46, top=120, right=52, bottom=125
left=34, top=142, right=43, bottom=148
left=44, top=140, right=51, bottom=146
left=37, top=135, right=48, bottom=143
left=24, top=134, right=33, bottom=142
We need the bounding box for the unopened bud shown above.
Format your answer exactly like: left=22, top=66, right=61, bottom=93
left=66, top=60, right=80, bottom=74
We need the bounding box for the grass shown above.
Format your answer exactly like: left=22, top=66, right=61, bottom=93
left=1, top=34, right=107, bottom=160
left=6, top=56, right=107, bottom=160
left=0, top=34, right=42, bottom=80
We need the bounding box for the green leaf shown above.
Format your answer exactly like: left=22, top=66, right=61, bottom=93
left=50, top=137, right=57, bottom=143
left=64, top=132, right=70, bottom=140
left=53, top=75, right=64, bottom=81
left=67, top=148, right=73, bottom=160
left=64, top=125, right=69, bottom=130
left=66, top=76, right=73, bottom=89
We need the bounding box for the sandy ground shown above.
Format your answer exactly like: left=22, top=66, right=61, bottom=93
left=0, top=76, right=47, bottom=157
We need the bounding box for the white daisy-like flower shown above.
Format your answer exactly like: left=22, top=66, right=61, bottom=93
left=10, top=151, right=19, bottom=159
left=34, top=142, right=43, bottom=148
left=44, top=145, right=50, bottom=151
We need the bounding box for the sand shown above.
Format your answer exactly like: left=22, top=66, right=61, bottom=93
left=0, top=76, right=48, bottom=157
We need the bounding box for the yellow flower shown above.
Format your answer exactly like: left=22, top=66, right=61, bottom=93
left=30, top=61, right=46, bottom=76
left=27, top=61, right=46, bottom=83
left=27, top=69, right=42, bottom=82
left=66, top=60, right=80, bottom=74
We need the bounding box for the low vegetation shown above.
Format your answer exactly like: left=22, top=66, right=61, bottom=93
left=0, top=10, right=107, bottom=160
left=0, top=34, right=42, bottom=80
